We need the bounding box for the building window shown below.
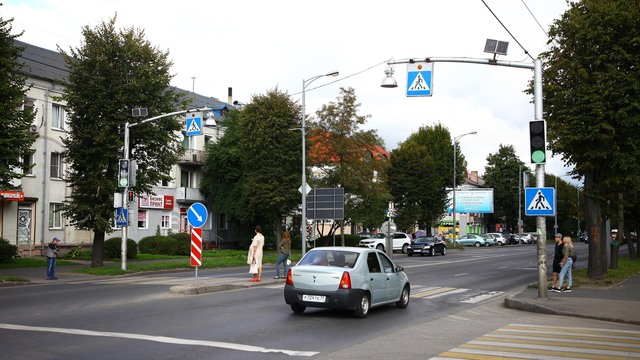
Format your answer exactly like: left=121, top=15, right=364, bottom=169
left=218, top=213, right=227, bottom=230
left=50, top=153, right=65, bottom=179
left=161, top=213, right=171, bottom=229
left=137, top=210, right=147, bottom=229
left=180, top=170, right=194, bottom=187
left=52, top=104, right=67, bottom=131
left=49, top=203, right=63, bottom=229
left=22, top=152, right=35, bottom=175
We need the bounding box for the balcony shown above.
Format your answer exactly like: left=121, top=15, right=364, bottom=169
left=175, top=187, right=205, bottom=204
left=178, top=149, right=204, bottom=166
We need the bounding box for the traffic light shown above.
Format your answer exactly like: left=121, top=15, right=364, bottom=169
left=529, top=120, right=546, bottom=164
left=127, top=191, right=134, bottom=202
left=118, top=159, right=129, bottom=187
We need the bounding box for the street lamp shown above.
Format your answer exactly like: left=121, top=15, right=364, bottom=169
left=301, top=70, right=339, bottom=256
left=452, top=131, right=477, bottom=245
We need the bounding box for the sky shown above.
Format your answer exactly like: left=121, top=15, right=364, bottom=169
left=4, top=0, right=579, bottom=185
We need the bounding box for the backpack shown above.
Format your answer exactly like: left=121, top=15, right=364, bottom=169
left=571, top=250, right=577, bottom=268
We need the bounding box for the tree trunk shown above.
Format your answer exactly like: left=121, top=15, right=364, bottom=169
left=340, top=220, right=345, bottom=247
left=91, top=230, right=105, bottom=268
left=584, top=170, right=607, bottom=280
left=273, top=217, right=282, bottom=250
left=610, top=193, right=623, bottom=269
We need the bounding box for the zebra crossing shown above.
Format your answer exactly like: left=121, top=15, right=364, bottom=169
left=411, top=286, right=504, bottom=304
left=431, top=323, right=640, bottom=359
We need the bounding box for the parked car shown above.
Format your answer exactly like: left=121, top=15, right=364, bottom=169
left=359, top=232, right=412, bottom=253
left=519, top=233, right=534, bottom=244
left=407, top=236, right=447, bottom=256
left=579, top=231, right=588, bottom=243
left=284, top=247, right=410, bottom=318
left=484, top=233, right=508, bottom=246
left=522, top=232, right=539, bottom=243
left=454, top=234, right=488, bottom=247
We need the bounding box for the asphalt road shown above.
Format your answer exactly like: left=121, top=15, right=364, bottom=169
left=1, top=241, right=610, bottom=360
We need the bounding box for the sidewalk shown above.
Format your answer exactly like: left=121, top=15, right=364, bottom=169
left=3, top=262, right=640, bottom=325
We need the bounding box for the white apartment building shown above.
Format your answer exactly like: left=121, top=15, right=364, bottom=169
left=1, top=40, right=232, bottom=255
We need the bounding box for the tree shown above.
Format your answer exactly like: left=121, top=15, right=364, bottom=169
left=540, top=0, right=640, bottom=279
left=483, top=145, right=525, bottom=233
left=388, top=124, right=453, bottom=232
left=308, top=87, right=390, bottom=242
left=60, top=17, right=185, bottom=267
left=201, top=88, right=302, bottom=243
left=0, top=13, right=36, bottom=188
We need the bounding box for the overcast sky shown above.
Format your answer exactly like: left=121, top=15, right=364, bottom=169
left=5, top=0, right=579, bottom=185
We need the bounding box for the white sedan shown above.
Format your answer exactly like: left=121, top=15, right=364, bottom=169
left=284, top=247, right=410, bottom=318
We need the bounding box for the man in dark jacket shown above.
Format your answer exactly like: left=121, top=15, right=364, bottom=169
left=46, top=237, right=60, bottom=280
left=550, top=233, right=564, bottom=292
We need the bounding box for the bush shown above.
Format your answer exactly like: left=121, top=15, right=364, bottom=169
left=169, top=232, right=191, bottom=256
left=138, top=235, right=179, bottom=255
left=104, top=237, right=137, bottom=259
left=0, top=238, right=18, bottom=263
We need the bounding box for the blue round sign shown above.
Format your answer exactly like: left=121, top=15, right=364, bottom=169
left=187, top=202, right=208, bottom=228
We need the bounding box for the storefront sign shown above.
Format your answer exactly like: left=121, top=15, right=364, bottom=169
left=138, top=194, right=174, bottom=209
left=0, top=190, right=25, bottom=201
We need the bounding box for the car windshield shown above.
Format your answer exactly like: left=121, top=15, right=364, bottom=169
left=414, top=236, right=434, bottom=244
left=297, top=250, right=359, bottom=268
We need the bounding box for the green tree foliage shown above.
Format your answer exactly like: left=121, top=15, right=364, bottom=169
left=201, top=88, right=302, bottom=238
left=483, top=145, right=525, bottom=232
left=308, top=87, right=390, bottom=239
left=60, top=16, right=185, bottom=267
left=0, top=14, right=36, bottom=188
left=540, top=0, right=640, bottom=278
left=389, top=124, right=453, bottom=232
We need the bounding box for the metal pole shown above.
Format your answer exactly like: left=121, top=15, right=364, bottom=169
left=452, top=141, right=457, bottom=246
left=121, top=123, right=130, bottom=271
left=554, top=177, right=558, bottom=234
left=533, top=58, right=548, bottom=299
left=301, top=78, right=307, bottom=256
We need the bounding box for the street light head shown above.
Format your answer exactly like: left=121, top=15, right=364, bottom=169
left=381, top=66, right=398, bottom=88
left=326, top=70, right=339, bottom=77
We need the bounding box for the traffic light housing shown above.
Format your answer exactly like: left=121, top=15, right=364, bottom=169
left=127, top=191, right=135, bottom=202
left=118, top=159, right=129, bottom=187
left=529, top=120, right=546, bottom=164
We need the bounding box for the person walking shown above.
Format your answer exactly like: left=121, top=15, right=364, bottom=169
left=550, top=233, right=564, bottom=292
left=558, top=235, right=575, bottom=293
left=46, top=237, right=60, bottom=280
left=274, top=230, right=291, bottom=279
left=247, top=225, right=264, bottom=282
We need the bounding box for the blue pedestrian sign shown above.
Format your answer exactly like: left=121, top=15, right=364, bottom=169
left=525, top=187, right=555, bottom=216
left=186, top=112, right=203, bottom=137
left=406, top=62, right=433, bottom=97
left=187, top=202, right=208, bottom=228
left=115, top=208, right=128, bottom=226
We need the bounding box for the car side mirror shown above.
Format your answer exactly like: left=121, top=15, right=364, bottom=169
left=396, top=265, right=404, bottom=272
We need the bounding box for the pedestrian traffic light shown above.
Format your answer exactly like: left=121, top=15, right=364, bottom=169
left=118, top=159, right=129, bottom=187
left=127, top=191, right=134, bottom=202
left=529, top=120, right=546, bottom=164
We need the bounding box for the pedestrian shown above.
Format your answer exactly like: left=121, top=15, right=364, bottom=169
left=549, top=233, right=564, bottom=292
left=558, top=236, right=575, bottom=292
left=274, top=230, right=291, bottom=279
left=247, top=225, right=264, bottom=282
left=46, top=237, right=60, bottom=280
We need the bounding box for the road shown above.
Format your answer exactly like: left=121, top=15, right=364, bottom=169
left=1, top=241, right=637, bottom=359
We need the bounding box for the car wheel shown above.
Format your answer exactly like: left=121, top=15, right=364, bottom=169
left=353, top=293, right=370, bottom=318
left=429, top=248, right=435, bottom=256
left=474, top=242, right=481, bottom=247
left=441, top=247, right=446, bottom=255
left=402, top=244, right=409, bottom=254
left=500, top=241, right=505, bottom=246
left=396, top=284, right=410, bottom=308
left=376, top=244, right=384, bottom=251
left=290, top=303, right=306, bottom=314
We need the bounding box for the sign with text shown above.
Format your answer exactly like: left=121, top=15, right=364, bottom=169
left=447, top=189, right=494, bottom=214
left=138, top=194, right=174, bottom=209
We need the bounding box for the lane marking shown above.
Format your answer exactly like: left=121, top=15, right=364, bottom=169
left=0, top=323, right=318, bottom=357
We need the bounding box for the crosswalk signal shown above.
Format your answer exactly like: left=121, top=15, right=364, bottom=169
left=118, top=159, right=129, bottom=187
left=127, top=191, right=134, bottom=202
left=529, top=120, right=546, bottom=164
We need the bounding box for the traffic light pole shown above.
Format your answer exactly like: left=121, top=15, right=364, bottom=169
left=385, top=57, right=547, bottom=297
left=120, top=108, right=211, bottom=271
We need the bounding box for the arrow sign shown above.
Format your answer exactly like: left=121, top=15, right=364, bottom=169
left=187, top=202, right=207, bottom=228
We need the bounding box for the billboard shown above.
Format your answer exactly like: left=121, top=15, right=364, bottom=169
left=447, top=188, right=494, bottom=214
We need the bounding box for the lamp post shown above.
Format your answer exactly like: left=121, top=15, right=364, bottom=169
left=301, top=70, right=339, bottom=256
left=452, top=131, right=477, bottom=245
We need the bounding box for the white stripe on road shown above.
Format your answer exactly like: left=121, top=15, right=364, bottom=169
left=0, top=323, right=318, bottom=357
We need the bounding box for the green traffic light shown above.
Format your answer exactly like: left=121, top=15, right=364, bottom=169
left=531, top=150, right=545, bottom=163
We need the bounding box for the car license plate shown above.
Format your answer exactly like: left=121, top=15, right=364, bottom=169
left=302, top=294, right=326, bottom=303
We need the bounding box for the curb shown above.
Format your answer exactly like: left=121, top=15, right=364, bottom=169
left=170, top=279, right=276, bottom=295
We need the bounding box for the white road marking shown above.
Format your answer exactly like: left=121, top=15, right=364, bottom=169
left=0, top=323, right=318, bottom=357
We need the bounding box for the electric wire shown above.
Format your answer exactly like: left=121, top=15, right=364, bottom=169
left=481, top=0, right=534, bottom=61
left=290, top=59, right=391, bottom=96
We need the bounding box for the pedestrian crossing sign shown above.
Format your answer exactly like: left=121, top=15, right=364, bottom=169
left=185, top=112, right=203, bottom=136
left=525, top=187, right=555, bottom=216
left=115, top=207, right=128, bottom=226
left=406, top=62, right=433, bottom=97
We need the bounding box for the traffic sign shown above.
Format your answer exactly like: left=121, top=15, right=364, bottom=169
left=187, top=202, right=208, bottom=228
left=525, top=187, right=555, bottom=216
left=186, top=112, right=203, bottom=136
left=190, top=227, right=203, bottom=267
left=406, top=62, right=433, bottom=97
left=115, top=208, right=128, bottom=226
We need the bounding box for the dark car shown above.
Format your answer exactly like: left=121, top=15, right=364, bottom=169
left=407, top=236, right=447, bottom=256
